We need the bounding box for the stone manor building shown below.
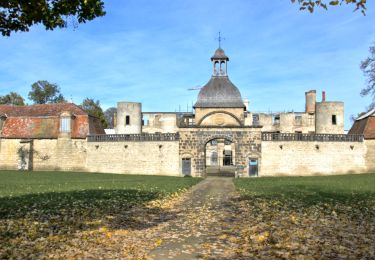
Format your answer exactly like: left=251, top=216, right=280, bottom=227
left=0, top=48, right=374, bottom=176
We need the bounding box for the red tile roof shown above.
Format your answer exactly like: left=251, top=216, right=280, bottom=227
left=0, top=103, right=87, bottom=117
left=348, top=112, right=375, bottom=139
left=0, top=103, right=105, bottom=138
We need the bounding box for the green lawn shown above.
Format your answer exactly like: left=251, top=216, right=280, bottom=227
left=233, top=173, right=375, bottom=258
left=0, top=170, right=200, bottom=197
left=0, top=170, right=201, bottom=258
left=234, top=173, right=375, bottom=208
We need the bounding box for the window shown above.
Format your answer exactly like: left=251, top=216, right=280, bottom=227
left=308, top=114, right=314, bottom=126
left=295, top=115, right=302, bottom=126
left=252, top=114, right=259, bottom=125
left=211, top=140, right=218, bottom=145
left=332, top=115, right=337, bottom=125
left=224, top=139, right=232, bottom=145
left=125, top=115, right=130, bottom=125
left=223, top=150, right=233, bottom=165
left=210, top=152, right=218, bottom=165
left=273, top=114, right=280, bottom=125
left=142, top=115, right=149, bottom=126
left=60, top=117, right=71, bottom=133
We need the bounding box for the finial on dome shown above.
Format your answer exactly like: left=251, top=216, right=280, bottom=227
left=216, top=31, right=225, bottom=48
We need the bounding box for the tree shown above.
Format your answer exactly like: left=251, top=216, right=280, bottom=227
left=28, top=81, right=65, bottom=104
left=104, top=107, right=117, bottom=129
left=291, top=0, right=367, bottom=14
left=80, top=98, right=108, bottom=128
left=1, top=0, right=106, bottom=36
left=0, top=92, right=25, bottom=105
left=360, top=43, right=375, bottom=111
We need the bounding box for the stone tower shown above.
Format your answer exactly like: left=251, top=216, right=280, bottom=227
left=116, top=102, right=142, bottom=134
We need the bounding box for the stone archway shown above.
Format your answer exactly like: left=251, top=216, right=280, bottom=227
left=204, top=136, right=236, bottom=177
left=178, top=128, right=262, bottom=177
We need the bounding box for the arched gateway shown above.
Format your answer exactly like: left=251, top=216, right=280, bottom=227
left=179, top=129, right=262, bottom=177
left=205, top=137, right=235, bottom=177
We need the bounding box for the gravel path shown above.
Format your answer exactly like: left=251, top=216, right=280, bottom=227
left=149, top=177, right=241, bottom=259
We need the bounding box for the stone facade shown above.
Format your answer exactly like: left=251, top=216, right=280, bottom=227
left=365, top=140, right=375, bottom=172
left=261, top=141, right=367, bottom=176
left=86, top=140, right=179, bottom=175
left=178, top=127, right=262, bottom=177
left=0, top=138, right=87, bottom=171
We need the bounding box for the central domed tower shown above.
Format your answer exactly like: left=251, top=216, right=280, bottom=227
left=194, top=48, right=245, bottom=126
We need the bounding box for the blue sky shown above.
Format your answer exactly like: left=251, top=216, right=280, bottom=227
left=0, top=0, right=374, bottom=129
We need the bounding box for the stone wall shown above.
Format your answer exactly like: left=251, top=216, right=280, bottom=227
left=142, top=113, right=178, bottom=133
left=85, top=141, right=180, bottom=176
left=315, top=101, right=344, bottom=134
left=1, top=135, right=373, bottom=177
left=0, top=138, right=87, bottom=171
left=179, top=127, right=262, bottom=177
left=365, top=139, right=375, bottom=172
left=248, top=112, right=315, bottom=133
left=261, top=141, right=367, bottom=176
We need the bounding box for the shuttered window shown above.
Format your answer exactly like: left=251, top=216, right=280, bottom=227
left=60, top=117, right=71, bottom=133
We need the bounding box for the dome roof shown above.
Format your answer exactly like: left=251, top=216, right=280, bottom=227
left=194, top=76, right=245, bottom=108
left=211, top=48, right=229, bottom=61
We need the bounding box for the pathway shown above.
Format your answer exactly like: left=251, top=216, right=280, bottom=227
left=148, top=177, right=242, bottom=259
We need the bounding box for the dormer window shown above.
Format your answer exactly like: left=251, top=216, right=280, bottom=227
left=60, top=112, right=71, bottom=133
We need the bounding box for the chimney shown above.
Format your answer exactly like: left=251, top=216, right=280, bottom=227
left=305, top=90, right=316, bottom=114
left=113, top=112, right=117, bottom=128
left=322, top=91, right=326, bottom=102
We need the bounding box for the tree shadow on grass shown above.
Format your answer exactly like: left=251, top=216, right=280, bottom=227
left=0, top=189, right=178, bottom=247
left=238, top=184, right=375, bottom=218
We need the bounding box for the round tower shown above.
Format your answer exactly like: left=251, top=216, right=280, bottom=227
left=116, top=102, right=142, bottom=134
left=315, top=101, right=344, bottom=134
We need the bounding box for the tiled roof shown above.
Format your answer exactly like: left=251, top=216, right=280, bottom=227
left=348, top=117, right=375, bottom=139
left=2, top=117, right=59, bottom=139
left=211, top=48, right=229, bottom=61
left=0, top=103, right=105, bottom=138
left=356, top=108, right=375, bottom=121
left=194, top=76, right=245, bottom=108
left=0, top=103, right=87, bottom=117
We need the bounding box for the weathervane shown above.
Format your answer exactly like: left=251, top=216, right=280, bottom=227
left=216, top=31, right=225, bottom=48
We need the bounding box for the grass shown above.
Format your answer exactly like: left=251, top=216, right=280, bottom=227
left=0, top=170, right=200, bottom=197
left=0, top=170, right=201, bottom=258
left=234, top=173, right=375, bottom=221
left=234, top=173, right=375, bottom=205
left=232, top=174, right=375, bottom=258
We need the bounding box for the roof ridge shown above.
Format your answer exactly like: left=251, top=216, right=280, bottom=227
left=356, top=108, right=375, bottom=121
